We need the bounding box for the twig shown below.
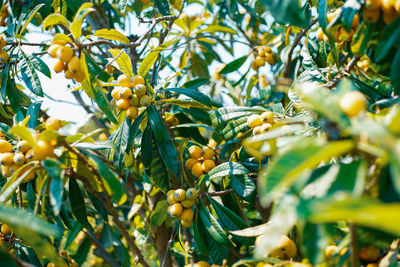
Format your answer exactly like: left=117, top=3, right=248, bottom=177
left=83, top=229, right=120, bottom=267
left=324, top=56, right=359, bottom=88
left=349, top=222, right=359, bottom=267
left=64, top=144, right=150, bottom=267
left=284, top=18, right=319, bottom=78
left=201, top=189, right=234, bottom=197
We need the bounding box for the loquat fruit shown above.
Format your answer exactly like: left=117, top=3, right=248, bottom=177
left=129, top=94, right=140, bottom=106
left=0, top=140, right=12, bottom=153
left=131, top=75, right=145, bottom=87
left=134, top=84, right=147, bottom=97
left=67, top=56, right=81, bottom=73
left=116, top=99, right=130, bottom=110
left=56, top=46, right=73, bottom=63
left=174, top=189, right=186, bottom=201
left=269, top=235, right=297, bottom=259
left=13, top=153, right=25, bottom=165
left=74, top=70, right=85, bottom=83
left=0, top=51, right=9, bottom=64
left=185, top=188, right=198, bottom=200
left=363, top=9, right=381, bottom=23
left=366, top=0, right=381, bottom=9
left=202, top=159, right=215, bottom=173
left=181, top=199, right=195, bottom=208
left=1, top=224, right=11, bottom=235
left=181, top=208, right=194, bottom=221
left=325, top=245, right=338, bottom=259
left=169, top=203, right=183, bottom=217
left=261, top=111, right=274, bottom=124
left=53, top=60, right=65, bottom=73
left=188, top=145, right=202, bottom=158
left=167, top=192, right=178, bottom=205
left=202, top=147, right=215, bottom=159
left=21, top=167, right=36, bottom=182
left=33, top=140, right=54, bottom=160
left=181, top=219, right=193, bottom=228
left=1, top=165, right=11, bottom=177
left=359, top=246, right=380, bottom=261
left=126, top=106, right=138, bottom=119
left=0, top=152, right=13, bottom=166
left=139, top=95, right=151, bottom=107
left=0, top=35, right=6, bottom=49
left=118, top=87, right=132, bottom=99
left=48, top=44, right=61, bottom=58
left=339, top=91, right=367, bottom=117
left=65, top=70, right=74, bottom=79
left=247, top=114, right=263, bottom=128
left=185, top=158, right=199, bottom=170
left=117, top=74, right=131, bottom=87
left=191, top=162, right=204, bottom=177
left=25, top=149, right=35, bottom=161
left=111, top=88, right=122, bottom=100
left=45, top=117, right=62, bottom=131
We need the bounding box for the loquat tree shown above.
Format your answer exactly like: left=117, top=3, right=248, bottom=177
left=0, top=0, right=399, bottom=266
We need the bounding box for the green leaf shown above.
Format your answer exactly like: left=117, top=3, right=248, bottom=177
left=17, top=3, right=45, bottom=37
left=94, top=28, right=130, bottom=44
left=154, top=0, right=170, bottom=15
left=150, top=200, right=169, bottom=227
left=209, top=197, right=249, bottom=230
left=260, top=139, right=354, bottom=205
left=206, top=162, right=250, bottom=182
left=83, top=152, right=127, bottom=205
left=295, top=83, right=350, bottom=128
left=182, top=78, right=209, bottom=89
left=221, top=117, right=249, bottom=140
left=30, top=55, right=51, bottom=78
left=375, top=16, right=400, bottom=62
left=90, top=77, right=119, bottom=124
left=197, top=25, right=237, bottom=34
left=19, top=49, right=44, bottom=97
left=304, top=196, right=400, bottom=236
left=219, top=56, right=248, bottom=75
left=198, top=201, right=234, bottom=247
left=210, top=106, right=266, bottom=127
left=68, top=178, right=93, bottom=230
left=159, top=88, right=212, bottom=107
left=43, top=159, right=64, bottom=216
left=230, top=175, right=256, bottom=202
left=147, top=105, right=180, bottom=175
left=318, top=0, right=328, bottom=29
left=27, top=102, right=42, bottom=128
left=259, top=0, right=308, bottom=27
left=391, top=48, right=400, bottom=95
left=73, top=141, right=117, bottom=150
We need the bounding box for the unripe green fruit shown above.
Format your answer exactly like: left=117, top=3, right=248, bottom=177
left=134, top=84, right=147, bottom=97
left=185, top=188, right=198, bottom=200
left=140, top=95, right=151, bottom=106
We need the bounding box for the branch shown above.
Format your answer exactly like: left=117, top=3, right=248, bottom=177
left=349, top=222, right=359, bottom=267
left=64, top=144, right=150, bottom=267
left=83, top=229, right=120, bottom=267
left=284, top=18, right=319, bottom=78
left=324, top=56, right=359, bottom=88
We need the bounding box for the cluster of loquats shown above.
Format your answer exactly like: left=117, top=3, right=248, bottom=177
left=255, top=234, right=297, bottom=260
left=0, top=5, right=8, bottom=27
left=363, top=0, right=400, bottom=24
left=325, top=244, right=380, bottom=266
left=316, top=10, right=359, bottom=44
left=0, top=118, right=62, bottom=181
left=251, top=45, right=275, bottom=71
left=185, top=145, right=217, bottom=177
left=0, top=35, right=9, bottom=64
left=247, top=111, right=275, bottom=135
left=338, top=90, right=367, bottom=118
left=111, top=74, right=151, bottom=119
left=167, top=188, right=198, bottom=227
left=48, top=39, right=85, bottom=83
